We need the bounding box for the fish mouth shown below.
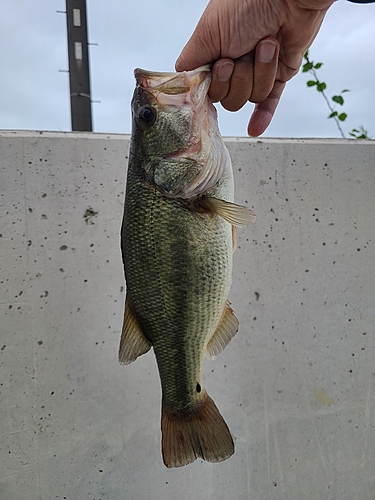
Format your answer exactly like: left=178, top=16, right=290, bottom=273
left=134, top=66, right=212, bottom=107
left=134, top=65, right=211, bottom=94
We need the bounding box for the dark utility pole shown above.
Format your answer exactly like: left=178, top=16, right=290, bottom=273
left=65, top=0, right=93, bottom=131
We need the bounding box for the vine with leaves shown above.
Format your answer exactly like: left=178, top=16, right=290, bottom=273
left=302, top=51, right=371, bottom=139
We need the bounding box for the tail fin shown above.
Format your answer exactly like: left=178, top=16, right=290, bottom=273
left=161, top=390, right=234, bottom=468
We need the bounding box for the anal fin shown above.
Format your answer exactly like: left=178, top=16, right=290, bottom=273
left=118, top=294, right=151, bottom=365
left=206, top=301, right=239, bottom=359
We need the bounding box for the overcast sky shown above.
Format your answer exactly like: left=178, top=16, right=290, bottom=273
left=1, top=0, right=374, bottom=138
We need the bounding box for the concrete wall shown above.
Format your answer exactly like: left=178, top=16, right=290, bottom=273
left=1, top=131, right=374, bottom=500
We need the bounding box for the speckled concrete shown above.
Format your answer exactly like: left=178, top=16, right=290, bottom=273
left=1, top=131, right=374, bottom=499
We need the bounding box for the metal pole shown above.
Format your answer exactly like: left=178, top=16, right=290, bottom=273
left=65, top=0, right=93, bottom=131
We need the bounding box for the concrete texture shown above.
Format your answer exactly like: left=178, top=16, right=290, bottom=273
left=1, top=131, right=374, bottom=499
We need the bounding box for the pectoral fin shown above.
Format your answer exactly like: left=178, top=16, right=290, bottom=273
left=206, top=301, right=239, bottom=359
left=118, top=294, right=152, bottom=365
left=204, top=197, right=256, bottom=226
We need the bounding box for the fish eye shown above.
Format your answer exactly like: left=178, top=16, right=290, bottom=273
left=137, top=105, right=156, bottom=126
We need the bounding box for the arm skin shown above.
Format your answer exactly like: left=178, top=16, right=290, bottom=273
left=176, top=0, right=336, bottom=136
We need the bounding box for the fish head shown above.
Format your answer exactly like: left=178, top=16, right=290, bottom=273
left=131, top=65, right=213, bottom=157
left=130, top=66, right=229, bottom=198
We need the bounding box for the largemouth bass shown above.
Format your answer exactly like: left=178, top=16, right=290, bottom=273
left=119, top=65, right=255, bottom=468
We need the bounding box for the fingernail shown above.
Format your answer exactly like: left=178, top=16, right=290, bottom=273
left=258, top=41, right=277, bottom=63
left=217, top=62, right=234, bottom=82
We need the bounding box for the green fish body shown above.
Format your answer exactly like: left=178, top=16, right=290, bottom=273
left=120, top=66, right=255, bottom=467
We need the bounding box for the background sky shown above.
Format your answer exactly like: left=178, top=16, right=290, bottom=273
left=1, top=0, right=374, bottom=138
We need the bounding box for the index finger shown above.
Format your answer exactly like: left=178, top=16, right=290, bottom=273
left=209, top=59, right=235, bottom=103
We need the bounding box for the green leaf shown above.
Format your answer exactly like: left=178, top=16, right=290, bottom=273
left=350, top=125, right=371, bottom=140
left=332, top=95, right=344, bottom=105
left=306, top=80, right=317, bottom=87
left=317, top=82, right=327, bottom=92
left=328, top=112, right=338, bottom=118
left=314, top=62, right=323, bottom=69
left=341, top=89, right=350, bottom=93
left=338, top=113, right=347, bottom=122
left=350, top=131, right=366, bottom=139
left=302, top=62, right=313, bottom=72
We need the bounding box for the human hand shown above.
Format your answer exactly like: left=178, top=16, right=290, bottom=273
left=175, top=0, right=335, bottom=136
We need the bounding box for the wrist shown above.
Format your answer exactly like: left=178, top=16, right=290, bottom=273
left=295, top=0, right=336, bottom=9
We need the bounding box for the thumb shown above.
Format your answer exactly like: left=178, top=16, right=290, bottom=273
left=176, top=42, right=213, bottom=72
left=175, top=15, right=219, bottom=71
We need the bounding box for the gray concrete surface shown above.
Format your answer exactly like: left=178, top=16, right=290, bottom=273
left=1, top=131, right=374, bottom=499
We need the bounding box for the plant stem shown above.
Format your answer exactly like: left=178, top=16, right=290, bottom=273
left=304, top=54, right=346, bottom=138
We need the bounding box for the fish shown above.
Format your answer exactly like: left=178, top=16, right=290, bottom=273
left=119, top=65, right=256, bottom=468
